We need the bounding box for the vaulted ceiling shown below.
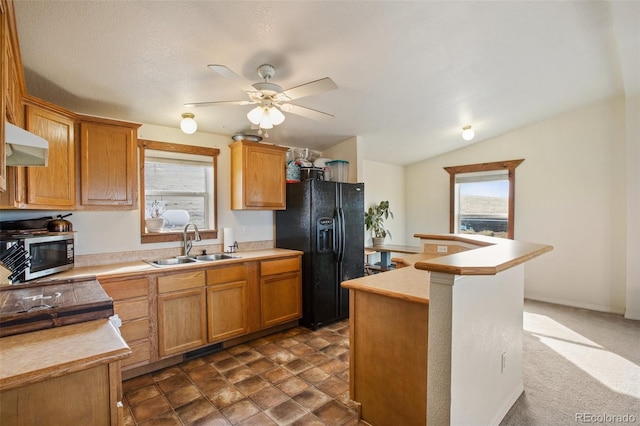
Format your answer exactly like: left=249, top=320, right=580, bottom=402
left=12, top=1, right=639, bottom=166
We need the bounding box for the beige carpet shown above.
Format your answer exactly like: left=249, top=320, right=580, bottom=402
left=501, top=299, right=640, bottom=425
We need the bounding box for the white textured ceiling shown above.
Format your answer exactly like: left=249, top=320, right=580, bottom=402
left=12, top=1, right=639, bottom=166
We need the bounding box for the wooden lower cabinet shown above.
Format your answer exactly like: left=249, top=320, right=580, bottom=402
left=349, top=289, right=428, bottom=426
left=1, top=363, right=121, bottom=426
left=157, top=271, right=206, bottom=357
left=206, top=264, right=249, bottom=343
left=93, top=254, right=302, bottom=375
left=260, top=257, right=302, bottom=328
left=100, top=276, right=153, bottom=369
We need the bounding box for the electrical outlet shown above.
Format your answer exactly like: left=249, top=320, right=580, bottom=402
left=437, top=245, right=448, bottom=253
left=242, top=226, right=249, bottom=235
left=501, top=352, right=507, bottom=373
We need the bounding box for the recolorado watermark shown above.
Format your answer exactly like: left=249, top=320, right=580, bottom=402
left=575, top=413, right=637, bottom=423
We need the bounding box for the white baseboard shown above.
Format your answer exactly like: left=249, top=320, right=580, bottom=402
left=491, top=383, right=524, bottom=426
left=524, top=295, right=625, bottom=315
left=624, top=308, right=640, bottom=321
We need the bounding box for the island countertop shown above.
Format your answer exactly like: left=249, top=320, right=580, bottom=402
left=0, top=319, right=130, bottom=392
left=413, top=234, right=553, bottom=275
left=342, top=255, right=436, bottom=304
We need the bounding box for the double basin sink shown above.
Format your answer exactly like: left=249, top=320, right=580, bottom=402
left=145, top=253, right=240, bottom=267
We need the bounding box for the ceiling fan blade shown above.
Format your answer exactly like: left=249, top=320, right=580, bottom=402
left=208, top=64, right=256, bottom=93
left=280, top=104, right=334, bottom=121
left=283, top=78, right=338, bottom=101
left=184, top=100, right=253, bottom=107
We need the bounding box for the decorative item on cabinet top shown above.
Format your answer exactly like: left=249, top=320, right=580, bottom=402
left=286, top=147, right=328, bottom=183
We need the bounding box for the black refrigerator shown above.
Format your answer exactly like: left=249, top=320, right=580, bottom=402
left=276, top=180, right=364, bottom=330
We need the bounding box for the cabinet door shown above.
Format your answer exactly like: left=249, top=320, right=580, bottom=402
left=79, top=121, right=138, bottom=208
left=260, top=272, right=302, bottom=328
left=207, top=281, right=248, bottom=343
left=0, top=364, right=112, bottom=426
left=157, top=288, right=206, bottom=357
left=25, top=104, right=75, bottom=207
left=230, top=141, right=288, bottom=210
left=1, top=2, right=6, bottom=193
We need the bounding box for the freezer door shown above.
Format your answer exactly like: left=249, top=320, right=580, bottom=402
left=337, top=183, right=365, bottom=318
left=309, top=181, right=341, bottom=328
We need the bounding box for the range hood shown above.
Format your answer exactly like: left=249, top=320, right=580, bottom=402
left=5, top=121, right=49, bottom=166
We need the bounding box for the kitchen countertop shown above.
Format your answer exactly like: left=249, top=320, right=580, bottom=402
left=0, top=319, right=130, bottom=392
left=342, top=254, right=437, bottom=304
left=36, top=248, right=303, bottom=282
left=342, top=234, right=552, bottom=301
left=412, top=234, right=553, bottom=275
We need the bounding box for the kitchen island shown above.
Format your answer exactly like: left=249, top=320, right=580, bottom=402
left=0, top=319, right=131, bottom=426
left=342, top=234, right=552, bottom=426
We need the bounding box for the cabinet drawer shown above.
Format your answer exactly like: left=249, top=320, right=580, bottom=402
left=121, top=340, right=151, bottom=368
left=101, top=277, right=148, bottom=300
left=158, top=271, right=205, bottom=293
left=120, top=318, right=149, bottom=342
left=261, top=257, right=300, bottom=276
left=207, top=264, right=247, bottom=285
left=114, top=299, right=148, bottom=322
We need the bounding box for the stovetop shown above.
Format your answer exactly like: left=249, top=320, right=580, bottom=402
left=0, top=229, right=50, bottom=238
left=0, top=277, right=114, bottom=337
left=0, top=230, right=74, bottom=240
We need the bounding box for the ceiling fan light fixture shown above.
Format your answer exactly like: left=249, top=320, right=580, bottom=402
left=247, top=106, right=264, bottom=125
left=259, top=113, right=274, bottom=129
left=269, top=106, right=285, bottom=125
left=180, top=113, right=197, bottom=134
left=462, top=125, right=475, bottom=141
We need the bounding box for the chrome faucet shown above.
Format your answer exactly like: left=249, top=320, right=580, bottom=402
left=182, top=223, right=201, bottom=256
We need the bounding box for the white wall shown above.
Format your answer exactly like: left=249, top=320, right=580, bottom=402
left=428, top=266, right=525, bottom=425
left=360, top=159, right=407, bottom=246
left=322, top=136, right=359, bottom=184
left=1, top=124, right=275, bottom=256
left=405, top=97, right=629, bottom=314
left=624, top=96, right=640, bottom=320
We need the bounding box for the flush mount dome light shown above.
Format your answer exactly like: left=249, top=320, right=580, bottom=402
left=180, top=113, right=197, bottom=134
left=462, top=125, right=475, bottom=141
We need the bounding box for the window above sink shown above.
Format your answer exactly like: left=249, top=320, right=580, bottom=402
left=139, top=139, right=220, bottom=243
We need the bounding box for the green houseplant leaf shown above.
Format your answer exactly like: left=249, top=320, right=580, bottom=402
left=364, top=200, right=394, bottom=239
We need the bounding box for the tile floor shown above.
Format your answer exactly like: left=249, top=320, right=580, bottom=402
left=122, top=320, right=359, bottom=425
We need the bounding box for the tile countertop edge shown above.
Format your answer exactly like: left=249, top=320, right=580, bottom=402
left=36, top=248, right=304, bottom=281
left=0, top=319, right=131, bottom=392
left=412, top=234, right=553, bottom=275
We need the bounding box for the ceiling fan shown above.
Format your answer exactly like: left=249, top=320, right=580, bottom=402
left=184, top=64, right=338, bottom=135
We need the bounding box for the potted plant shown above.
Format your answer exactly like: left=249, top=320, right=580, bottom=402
left=145, top=200, right=165, bottom=232
left=364, top=200, right=394, bottom=247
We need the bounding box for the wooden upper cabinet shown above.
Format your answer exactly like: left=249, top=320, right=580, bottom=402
left=24, top=100, right=75, bottom=208
left=77, top=116, right=140, bottom=209
left=1, top=0, right=6, bottom=193
left=229, top=140, right=288, bottom=210
left=3, top=13, right=22, bottom=128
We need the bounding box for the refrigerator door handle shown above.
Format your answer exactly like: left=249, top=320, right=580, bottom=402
left=333, top=208, right=342, bottom=262
left=338, top=207, right=346, bottom=263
